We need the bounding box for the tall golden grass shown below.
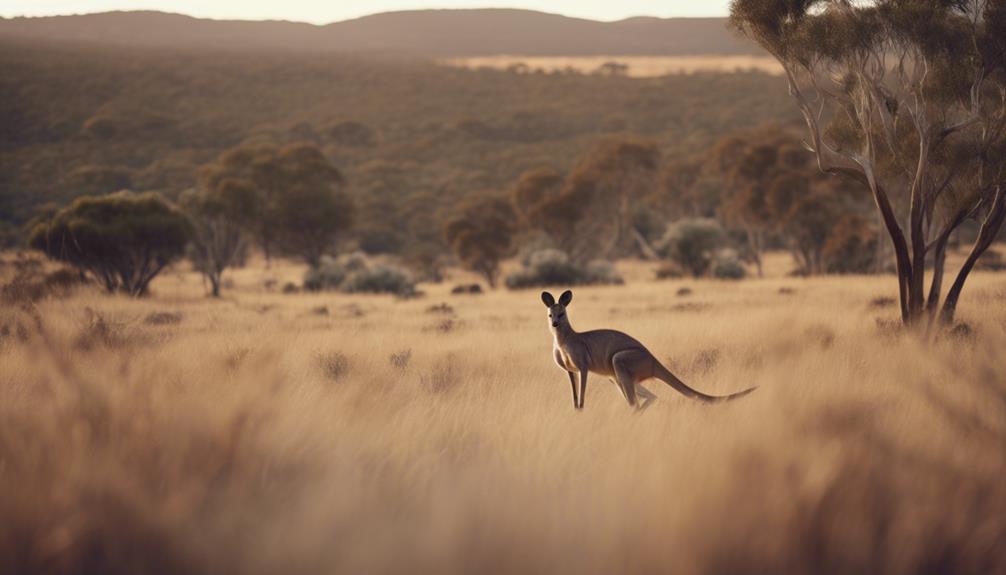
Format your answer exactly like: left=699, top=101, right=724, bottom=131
left=1, top=254, right=1004, bottom=574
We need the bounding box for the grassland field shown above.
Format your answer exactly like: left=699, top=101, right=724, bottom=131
left=1, top=252, right=1004, bottom=573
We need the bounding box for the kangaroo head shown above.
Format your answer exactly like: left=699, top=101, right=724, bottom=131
left=541, top=290, right=573, bottom=330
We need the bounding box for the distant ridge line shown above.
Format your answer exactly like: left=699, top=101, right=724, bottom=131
left=0, top=9, right=760, bottom=57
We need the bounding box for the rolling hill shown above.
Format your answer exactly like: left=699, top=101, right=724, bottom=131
left=0, top=9, right=759, bottom=57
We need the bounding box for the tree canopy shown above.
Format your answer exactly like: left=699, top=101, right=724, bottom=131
left=28, top=191, right=191, bottom=296
left=444, top=195, right=517, bottom=288
left=198, top=143, right=353, bottom=267
left=731, top=0, right=1006, bottom=326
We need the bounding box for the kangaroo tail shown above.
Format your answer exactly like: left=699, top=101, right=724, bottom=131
left=654, top=362, right=756, bottom=403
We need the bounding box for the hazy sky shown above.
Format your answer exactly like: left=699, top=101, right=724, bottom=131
left=1, top=1, right=732, bottom=24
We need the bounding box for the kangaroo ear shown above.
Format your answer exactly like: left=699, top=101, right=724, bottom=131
left=541, top=291, right=556, bottom=307
left=558, top=290, right=573, bottom=307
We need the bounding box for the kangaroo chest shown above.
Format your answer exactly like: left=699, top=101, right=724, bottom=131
left=553, top=341, right=587, bottom=372
left=557, top=348, right=577, bottom=371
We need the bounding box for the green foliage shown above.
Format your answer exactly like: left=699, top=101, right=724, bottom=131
left=504, top=249, right=623, bottom=289
left=27, top=191, right=191, bottom=296
left=303, top=253, right=416, bottom=296
left=659, top=218, right=728, bottom=277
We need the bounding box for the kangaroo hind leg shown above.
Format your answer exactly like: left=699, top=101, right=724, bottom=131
left=612, top=349, right=648, bottom=410
left=635, top=383, right=657, bottom=412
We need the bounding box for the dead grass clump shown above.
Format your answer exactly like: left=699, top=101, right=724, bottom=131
left=389, top=349, right=412, bottom=371
left=670, top=348, right=721, bottom=376
left=779, top=286, right=796, bottom=295
left=421, top=354, right=461, bottom=393
left=310, top=305, right=329, bottom=316
left=805, top=324, right=836, bottom=349
left=340, top=303, right=365, bottom=318
left=316, top=351, right=350, bottom=381
left=426, top=302, right=455, bottom=315
left=874, top=317, right=904, bottom=338
left=144, top=311, right=183, bottom=326
left=0, top=308, right=36, bottom=348
left=947, top=322, right=975, bottom=342
left=869, top=296, right=897, bottom=308
left=1, top=257, right=87, bottom=304
left=224, top=347, right=251, bottom=370
left=424, top=318, right=460, bottom=334
left=671, top=302, right=712, bottom=313
left=76, top=308, right=130, bottom=350
left=676, top=287, right=693, bottom=297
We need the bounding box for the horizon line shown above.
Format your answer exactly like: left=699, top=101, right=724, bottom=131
left=0, top=7, right=731, bottom=27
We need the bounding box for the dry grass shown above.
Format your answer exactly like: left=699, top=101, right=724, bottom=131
left=441, top=55, right=785, bottom=77
left=1, top=253, right=1005, bottom=574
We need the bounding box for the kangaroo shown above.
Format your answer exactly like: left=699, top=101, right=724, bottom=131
left=542, top=290, right=756, bottom=410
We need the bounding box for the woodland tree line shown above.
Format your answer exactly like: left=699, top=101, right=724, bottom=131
left=6, top=1, right=1006, bottom=330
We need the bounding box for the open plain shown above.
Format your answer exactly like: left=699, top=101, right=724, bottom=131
left=2, top=254, right=1004, bottom=573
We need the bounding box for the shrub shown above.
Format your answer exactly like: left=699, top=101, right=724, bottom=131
left=712, top=250, right=747, bottom=280
left=450, top=283, right=483, bottom=295
left=975, top=249, right=1006, bottom=272
left=303, top=253, right=416, bottom=296
left=505, top=249, right=623, bottom=289
left=659, top=218, right=727, bottom=277
left=342, top=264, right=416, bottom=296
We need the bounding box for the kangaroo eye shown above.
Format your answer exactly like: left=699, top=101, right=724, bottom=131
left=558, top=313, right=565, bottom=318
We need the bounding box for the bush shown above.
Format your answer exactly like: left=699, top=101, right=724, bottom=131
left=975, top=249, right=1006, bottom=272
left=659, top=218, right=727, bottom=277
left=712, top=250, right=746, bottom=280
left=342, top=264, right=416, bottom=296
left=303, top=253, right=416, bottom=296
left=1, top=255, right=88, bottom=304
left=505, top=249, right=623, bottom=289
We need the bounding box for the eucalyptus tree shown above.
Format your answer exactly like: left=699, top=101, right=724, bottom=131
left=512, top=139, right=660, bottom=264
left=181, top=179, right=258, bottom=297
left=28, top=191, right=191, bottom=296
left=731, top=0, right=1006, bottom=326
left=199, top=143, right=352, bottom=268
left=444, top=195, right=516, bottom=288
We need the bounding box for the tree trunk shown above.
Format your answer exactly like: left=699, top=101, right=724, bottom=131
left=749, top=230, right=763, bottom=278
left=940, top=187, right=1006, bottom=324
left=210, top=273, right=221, bottom=298
left=926, top=237, right=948, bottom=316
left=941, top=248, right=981, bottom=325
